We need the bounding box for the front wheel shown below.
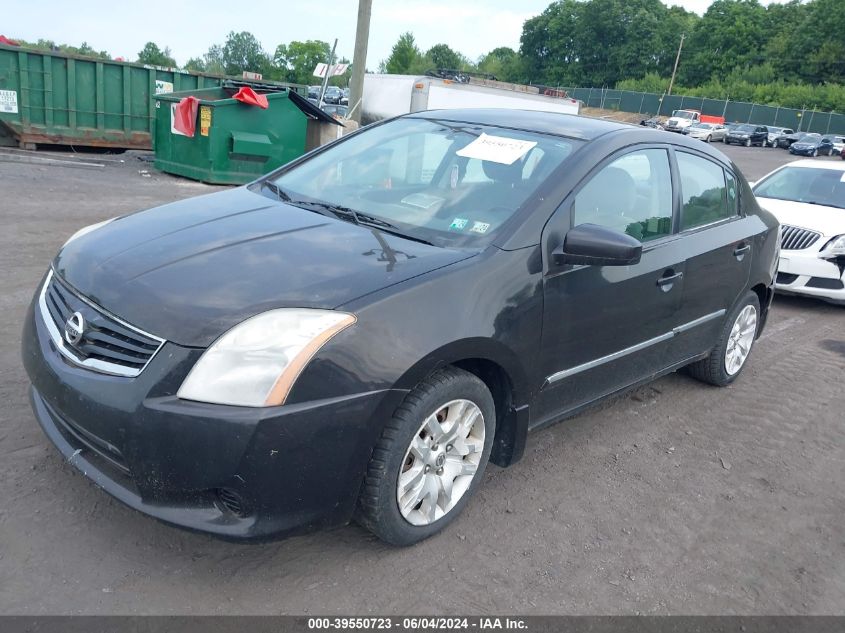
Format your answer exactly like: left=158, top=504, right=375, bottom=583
left=745, top=138, right=752, bottom=147
left=813, top=149, right=818, bottom=157
left=706, top=135, right=712, bottom=142
left=356, top=367, right=495, bottom=545
left=686, top=292, right=761, bottom=387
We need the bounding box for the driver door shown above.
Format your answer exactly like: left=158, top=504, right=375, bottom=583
left=535, top=147, right=686, bottom=426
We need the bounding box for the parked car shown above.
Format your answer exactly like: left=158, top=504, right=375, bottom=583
left=765, top=126, right=794, bottom=148
left=841, top=146, right=845, bottom=160
left=776, top=131, right=803, bottom=149
left=639, top=116, right=663, bottom=129
left=340, top=88, right=350, bottom=106
left=829, top=135, right=845, bottom=154
left=685, top=122, right=728, bottom=142
left=789, top=133, right=835, bottom=157
left=322, top=104, right=348, bottom=119
left=753, top=159, right=845, bottom=304
left=22, top=110, right=778, bottom=545
left=307, top=85, right=321, bottom=100
left=323, top=86, right=343, bottom=104
left=724, top=123, right=769, bottom=147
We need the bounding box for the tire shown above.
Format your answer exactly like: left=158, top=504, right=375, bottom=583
left=706, top=135, right=712, bottom=143
left=686, top=291, right=761, bottom=387
left=356, top=366, right=495, bottom=545
left=813, top=149, right=818, bottom=157
left=745, top=138, right=752, bottom=147
left=723, top=138, right=729, bottom=144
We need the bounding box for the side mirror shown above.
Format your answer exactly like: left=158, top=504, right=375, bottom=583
left=553, top=223, right=643, bottom=267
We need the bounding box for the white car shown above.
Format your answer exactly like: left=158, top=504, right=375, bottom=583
left=752, top=159, right=845, bottom=304
left=686, top=122, right=728, bottom=142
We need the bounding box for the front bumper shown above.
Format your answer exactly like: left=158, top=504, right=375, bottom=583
left=22, top=292, right=406, bottom=539
left=776, top=251, right=845, bottom=304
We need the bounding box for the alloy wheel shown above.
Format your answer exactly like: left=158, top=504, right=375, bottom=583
left=725, top=305, right=757, bottom=376
left=396, top=399, right=485, bottom=526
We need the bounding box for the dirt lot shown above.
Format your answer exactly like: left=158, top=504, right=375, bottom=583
left=0, top=143, right=843, bottom=615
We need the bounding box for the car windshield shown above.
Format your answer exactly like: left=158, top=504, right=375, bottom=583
left=674, top=111, right=696, bottom=119
left=691, top=123, right=711, bottom=130
left=736, top=124, right=755, bottom=132
left=754, top=166, right=845, bottom=209
left=268, top=117, right=581, bottom=246
left=798, top=134, right=820, bottom=142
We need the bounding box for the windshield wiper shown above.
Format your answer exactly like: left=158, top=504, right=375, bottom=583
left=297, top=201, right=436, bottom=246
left=263, top=181, right=293, bottom=202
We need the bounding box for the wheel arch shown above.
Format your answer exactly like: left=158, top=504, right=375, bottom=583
left=391, top=339, right=531, bottom=468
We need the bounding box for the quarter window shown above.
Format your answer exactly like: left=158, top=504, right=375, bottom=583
left=573, top=149, right=673, bottom=242
left=677, top=152, right=731, bottom=231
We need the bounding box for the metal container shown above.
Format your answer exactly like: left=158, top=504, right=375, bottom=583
left=0, top=44, right=299, bottom=150
left=153, top=86, right=339, bottom=185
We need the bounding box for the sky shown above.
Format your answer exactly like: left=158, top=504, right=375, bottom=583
left=5, top=0, right=792, bottom=70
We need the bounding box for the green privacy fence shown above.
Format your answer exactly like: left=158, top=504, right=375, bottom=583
left=564, top=86, right=845, bottom=135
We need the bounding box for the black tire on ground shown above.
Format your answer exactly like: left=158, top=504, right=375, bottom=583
left=745, top=138, right=752, bottom=147
left=355, top=366, right=496, bottom=546
left=706, top=135, right=712, bottom=142
left=686, top=291, right=761, bottom=387
left=813, top=149, right=818, bottom=157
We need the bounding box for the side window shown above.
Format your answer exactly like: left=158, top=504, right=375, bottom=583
left=677, top=152, right=730, bottom=231
left=572, top=148, right=673, bottom=242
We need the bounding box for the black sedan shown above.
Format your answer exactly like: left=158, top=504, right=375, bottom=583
left=22, top=110, right=779, bottom=545
left=789, top=133, right=836, bottom=157
left=723, top=123, right=769, bottom=147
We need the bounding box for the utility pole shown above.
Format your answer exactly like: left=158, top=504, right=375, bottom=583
left=318, top=38, right=338, bottom=109
left=667, top=33, right=685, bottom=96
left=348, top=0, right=372, bottom=123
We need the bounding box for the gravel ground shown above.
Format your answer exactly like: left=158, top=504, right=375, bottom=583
left=0, top=142, right=843, bottom=615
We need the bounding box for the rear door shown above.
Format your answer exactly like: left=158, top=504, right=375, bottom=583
left=667, top=150, right=753, bottom=363
left=536, top=147, right=686, bottom=425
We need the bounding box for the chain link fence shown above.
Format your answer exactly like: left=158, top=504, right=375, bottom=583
left=564, top=87, right=845, bottom=135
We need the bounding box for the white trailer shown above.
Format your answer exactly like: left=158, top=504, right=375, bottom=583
left=361, top=74, right=581, bottom=124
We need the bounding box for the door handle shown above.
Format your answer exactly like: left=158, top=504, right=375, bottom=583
left=733, top=244, right=751, bottom=259
left=656, top=271, right=683, bottom=290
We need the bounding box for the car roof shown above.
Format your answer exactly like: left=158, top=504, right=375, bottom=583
left=408, top=109, right=630, bottom=141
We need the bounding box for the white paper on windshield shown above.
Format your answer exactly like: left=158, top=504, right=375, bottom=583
left=456, top=133, right=537, bottom=165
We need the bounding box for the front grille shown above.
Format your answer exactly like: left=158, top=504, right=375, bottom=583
left=781, top=224, right=822, bottom=251
left=216, top=488, right=249, bottom=517
left=39, top=270, right=164, bottom=377
left=776, top=272, right=799, bottom=285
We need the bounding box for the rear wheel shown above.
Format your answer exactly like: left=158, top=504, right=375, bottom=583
left=686, top=292, right=760, bottom=387
left=356, top=367, right=495, bottom=545
left=706, top=135, right=712, bottom=142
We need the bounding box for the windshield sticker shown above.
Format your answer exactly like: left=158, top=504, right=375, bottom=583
left=456, top=133, right=538, bottom=165
left=449, top=218, right=469, bottom=231
left=470, top=221, right=491, bottom=234
left=401, top=192, right=444, bottom=209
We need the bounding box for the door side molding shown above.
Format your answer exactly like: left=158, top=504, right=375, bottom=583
left=543, top=309, right=726, bottom=386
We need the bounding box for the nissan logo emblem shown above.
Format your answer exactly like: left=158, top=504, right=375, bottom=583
left=64, top=311, right=85, bottom=346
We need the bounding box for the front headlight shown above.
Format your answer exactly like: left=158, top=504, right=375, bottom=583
left=62, top=218, right=116, bottom=249
left=177, top=309, right=356, bottom=407
left=819, top=235, right=845, bottom=259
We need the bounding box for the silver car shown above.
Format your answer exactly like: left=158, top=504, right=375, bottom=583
left=765, top=126, right=794, bottom=148
left=685, top=122, right=727, bottom=142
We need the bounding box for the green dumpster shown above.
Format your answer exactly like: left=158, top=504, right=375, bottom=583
left=153, top=85, right=340, bottom=185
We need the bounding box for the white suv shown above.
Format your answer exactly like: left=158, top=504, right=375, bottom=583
left=753, top=159, right=845, bottom=304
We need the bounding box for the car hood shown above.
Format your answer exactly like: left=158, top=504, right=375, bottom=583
left=55, top=186, right=476, bottom=346
left=755, top=196, right=845, bottom=237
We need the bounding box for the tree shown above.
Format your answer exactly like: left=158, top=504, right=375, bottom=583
left=184, top=57, right=206, bottom=72
left=137, top=42, right=176, bottom=67
left=274, top=40, right=331, bottom=84
left=478, top=47, right=523, bottom=82
left=426, top=44, right=464, bottom=71
left=222, top=31, right=270, bottom=76
left=202, top=45, right=226, bottom=75
left=384, top=32, right=424, bottom=75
